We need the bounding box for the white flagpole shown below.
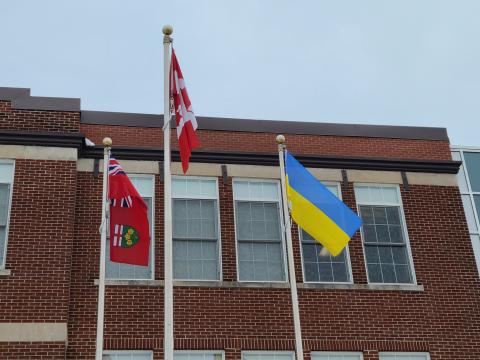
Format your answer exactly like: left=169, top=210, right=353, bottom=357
left=163, top=25, right=174, bottom=360
left=276, top=135, right=304, bottom=360
left=95, top=137, right=112, bottom=360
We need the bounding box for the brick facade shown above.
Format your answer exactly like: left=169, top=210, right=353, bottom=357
left=0, top=93, right=478, bottom=360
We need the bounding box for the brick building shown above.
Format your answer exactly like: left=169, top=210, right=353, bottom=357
left=0, top=86, right=478, bottom=360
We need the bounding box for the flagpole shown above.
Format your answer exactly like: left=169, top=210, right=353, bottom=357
left=95, top=137, right=112, bottom=360
left=163, top=24, right=174, bottom=360
left=276, top=135, right=304, bottom=360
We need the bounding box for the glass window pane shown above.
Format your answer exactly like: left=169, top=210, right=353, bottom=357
left=239, top=260, right=254, bottom=281
left=464, top=152, right=480, bottom=192
left=355, top=186, right=370, bottom=203
left=378, top=246, right=394, bottom=264
left=0, top=227, right=6, bottom=266
left=376, top=225, right=390, bottom=242
left=367, top=263, right=383, bottom=283
left=200, top=179, right=217, bottom=197
left=389, top=225, right=404, bottom=244
left=373, top=207, right=388, bottom=224
left=332, top=262, right=348, bottom=282
left=186, top=179, right=202, bottom=197
left=318, top=263, right=333, bottom=282
left=304, top=262, right=319, bottom=282
left=382, top=186, right=399, bottom=203
left=386, top=207, right=400, bottom=225
left=395, top=264, right=412, bottom=283
left=362, top=225, right=377, bottom=242
left=474, top=195, right=480, bottom=228
left=234, top=181, right=250, bottom=199
left=462, top=195, right=478, bottom=232
left=0, top=184, right=10, bottom=226
left=360, top=206, right=374, bottom=224
left=0, top=163, right=14, bottom=183
left=365, top=246, right=380, bottom=264
left=381, top=263, right=396, bottom=283
left=172, top=177, right=187, bottom=197
left=368, top=186, right=384, bottom=202
left=263, top=182, right=279, bottom=200
left=392, top=246, right=408, bottom=265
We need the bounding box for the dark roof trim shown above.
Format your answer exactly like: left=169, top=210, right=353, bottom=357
left=81, top=110, right=449, bottom=141
left=0, top=130, right=84, bottom=149
left=81, top=146, right=461, bottom=174
left=0, top=130, right=460, bottom=173
left=0, top=87, right=80, bottom=111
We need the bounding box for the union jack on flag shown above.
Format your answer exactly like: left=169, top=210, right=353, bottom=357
left=108, top=157, right=126, bottom=176
left=108, top=157, right=133, bottom=208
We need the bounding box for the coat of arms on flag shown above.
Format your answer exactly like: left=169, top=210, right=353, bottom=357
left=108, top=157, right=150, bottom=266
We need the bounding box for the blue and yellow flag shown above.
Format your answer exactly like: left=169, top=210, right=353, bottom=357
left=285, top=151, right=362, bottom=256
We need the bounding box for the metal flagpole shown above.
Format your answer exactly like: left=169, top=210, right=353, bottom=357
left=95, top=137, right=112, bottom=360
left=163, top=24, right=174, bottom=360
left=276, top=134, right=304, bottom=360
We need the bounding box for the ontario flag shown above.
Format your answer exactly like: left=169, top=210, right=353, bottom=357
left=170, top=49, right=201, bottom=173
left=108, top=157, right=150, bottom=266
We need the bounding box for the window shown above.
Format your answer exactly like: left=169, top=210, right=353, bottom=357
left=172, top=177, right=220, bottom=280
left=106, top=175, right=154, bottom=280
left=355, top=184, right=415, bottom=284
left=452, top=149, right=480, bottom=276
left=379, top=353, right=430, bottom=360
left=311, top=352, right=363, bottom=360
left=234, top=179, right=286, bottom=282
left=0, top=161, right=14, bottom=269
left=242, top=352, right=294, bottom=360
left=103, top=351, right=153, bottom=360
left=300, top=183, right=352, bottom=283
left=174, top=350, right=224, bottom=360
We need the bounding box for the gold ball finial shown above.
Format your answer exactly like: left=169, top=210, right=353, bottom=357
left=163, top=25, right=173, bottom=36
left=103, top=137, right=112, bottom=147
left=276, top=134, right=286, bottom=144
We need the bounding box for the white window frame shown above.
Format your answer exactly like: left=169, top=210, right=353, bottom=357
left=299, top=182, right=354, bottom=284
left=311, top=351, right=364, bottom=360
left=355, top=183, right=417, bottom=285
left=451, top=146, right=480, bottom=275
left=102, top=350, right=153, bottom=359
left=172, top=175, right=222, bottom=281
left=378, top=352, right=430, bottom=360
left=233, top=178, right=288, bottom=283
left=0, top=160, right=15, bottom=270
left=174, top=350, right=225, bottom=360
left=106, top=173, right=155, bottom=281
left=242, top=351, right=295, bottom=360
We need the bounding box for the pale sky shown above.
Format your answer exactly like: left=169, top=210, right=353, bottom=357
left=2, top=1, right=479, bottom=146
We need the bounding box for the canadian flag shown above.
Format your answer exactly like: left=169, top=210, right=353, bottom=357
left=170, top=49, right=201, bottom=173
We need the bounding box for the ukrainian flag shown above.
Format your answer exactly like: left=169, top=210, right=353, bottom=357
left=285, top=151, right=362, bottom=256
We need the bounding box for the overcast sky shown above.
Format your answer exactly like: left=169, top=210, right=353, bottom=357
left=2, top=1, right=479, bottom=146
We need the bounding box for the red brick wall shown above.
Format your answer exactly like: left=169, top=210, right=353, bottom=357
left=0, top=342, right=66, bottom=359
left=80, top=123, right=452, bottom=161
left=66, top=169, right=480, bottom=359
left=0, top=100, right=80, bottom=133
left=0, top=159, right=76, bottom=322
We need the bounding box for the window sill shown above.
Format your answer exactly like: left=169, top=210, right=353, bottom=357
left=298, top=282, right=424, bottom=292
left=94, top=279, right=290, bottom=289
left=93, top=279, right=424, bottom=292
left=0, top=269, right=11, bottom=276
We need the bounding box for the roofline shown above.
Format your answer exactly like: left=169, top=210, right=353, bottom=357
left=81, top=110, right=449, bottom=141
left=1, top=86, right=449, bottom=141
